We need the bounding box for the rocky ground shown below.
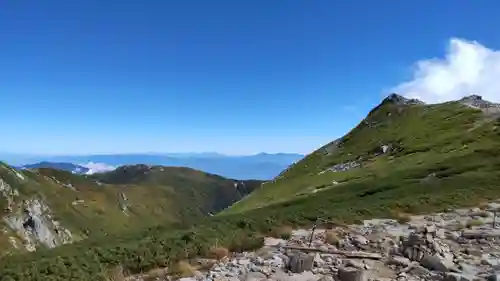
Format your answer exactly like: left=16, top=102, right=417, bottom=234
left=129, top=201, right=500, bottom=281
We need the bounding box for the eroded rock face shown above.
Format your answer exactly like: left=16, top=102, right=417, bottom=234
left=119, top=192, right=129, bottom=213
left=0, top=183, right=73, bottom=252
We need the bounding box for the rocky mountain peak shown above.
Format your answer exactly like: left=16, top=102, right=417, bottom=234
left=459, top=94, right=500, bottom=111
left=383, top=93, right=425, bottom=106
left=461, top=94, right=483, bottom=102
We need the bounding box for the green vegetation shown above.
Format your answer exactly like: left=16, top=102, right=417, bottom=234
left=2, top=95, right=500, bottom=280
left=0, top=163, right=262, bottom=255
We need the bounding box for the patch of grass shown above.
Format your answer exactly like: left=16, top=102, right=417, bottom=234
left=390, top=210, right=412, bottom=224
left=143, top=268, right=169, bottom=281
left=478, top=202, right=490, bottom=210
left=324, top=230, right=340, bottom=246
left=106, top=265, right=125, bottom=281
left=269, top=226, right=293, bottom=240
left=167, top=261, right=196, bottom=278
left=208, top=247, right=229, bottom=260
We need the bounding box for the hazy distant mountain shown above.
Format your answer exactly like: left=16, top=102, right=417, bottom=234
left=18, top=161, right=91, bottom=174
left=2, top=152, right=304, bottom=180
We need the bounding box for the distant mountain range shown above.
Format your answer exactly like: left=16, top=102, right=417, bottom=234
left=3, top=152, right=304, bottom=180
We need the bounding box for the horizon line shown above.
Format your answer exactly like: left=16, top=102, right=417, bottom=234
left=0, top=151, right=306, bottom=157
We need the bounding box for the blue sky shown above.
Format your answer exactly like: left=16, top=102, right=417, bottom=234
left=1, top=1, right=499, bottom=155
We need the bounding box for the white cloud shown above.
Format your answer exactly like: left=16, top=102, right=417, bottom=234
left=391, top=38, right=500, bottom=104
left=80, top=162, right=116, bottom=174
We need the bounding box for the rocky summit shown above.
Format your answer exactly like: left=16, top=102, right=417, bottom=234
left=126, top=200, right=500, bottom=281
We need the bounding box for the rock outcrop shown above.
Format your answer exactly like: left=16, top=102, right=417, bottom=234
left=460, top=95, right=500, bottom=116
left=3, top=198, right=73, bottom=251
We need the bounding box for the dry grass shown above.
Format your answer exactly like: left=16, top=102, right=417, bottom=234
left=208, top=247, right=229, bottom=260
left=143, top=267, right=169, bottom=281
left=270, top=226, right=293, bottom=239
left=324, top=230, right=340, bottom=246
left=479, top=201, right=490, bottom=210
left=168, top=261, right=196, bottom=278
left=194, top=259, right=217, bottom=271
left=323, top=220, right=348, bottom=229
left=106, top=265, right=125, bottom=281
left=391, top=210, right=412, bottom=224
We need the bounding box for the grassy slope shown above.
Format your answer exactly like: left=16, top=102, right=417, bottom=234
left=0, top=163, right=262, bottom=255
left=225, top=99, right=500, bottom=214
left=3, top=97, right=500, bottom=280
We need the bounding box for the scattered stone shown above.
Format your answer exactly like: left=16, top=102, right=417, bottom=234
left=126, top=200, right=500, bottom=281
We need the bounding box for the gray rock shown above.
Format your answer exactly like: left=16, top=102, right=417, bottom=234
left=288, top=253, right=314, bottom=273
left=387, top=256, right=412, bottom=267
left=289, top=271, right=321, bottom=281
left=314, top=253, right=325, bottom=266
left=426, top=225, right=437, bottom=235
left=344, top=259, right=365, bottom=269
left=238, top=258, right=251, bottom=266
left=444, top=273, right=472, bottom=281
left=408, top=265, right=432, bottom=276
left=481, top=256, right=500, bottom=267
left=241, top=272, right=267, bottom=281
left=267, top=270, right=289, bottom=281
left=488, top=274, right=500, bottom=281
left=336, top=267, right=367, bottom=281
left=419, top=253, right=452, bottom=272
left=353, top=235, right=369, bottom=246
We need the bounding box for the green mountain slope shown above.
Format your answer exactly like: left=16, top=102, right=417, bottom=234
left=0, top=163, right=262, bottom=256
left=225, top=94, right=500, bottom=215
